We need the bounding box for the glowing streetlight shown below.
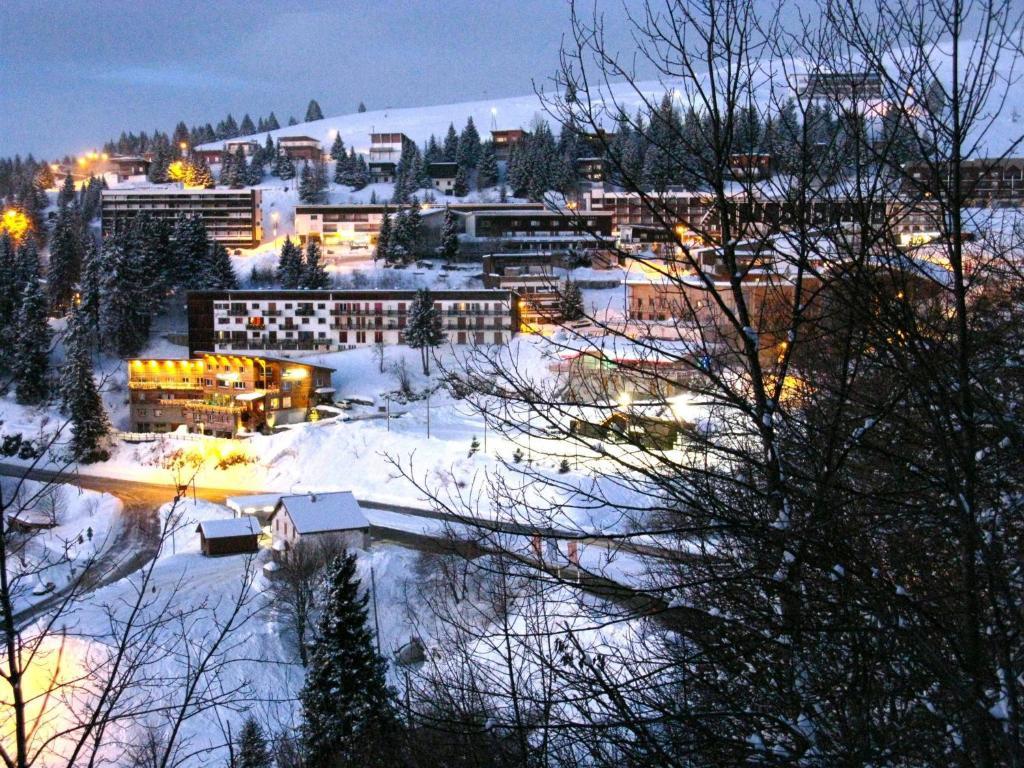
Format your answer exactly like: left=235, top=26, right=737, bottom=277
left=0, top=208, right=31, bottom=242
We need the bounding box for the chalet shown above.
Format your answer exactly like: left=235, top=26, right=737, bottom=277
left=196, top=517, right=260, bottom=556
left=278, top=136, right=323, bottom=161
left=491, top=129, right=528, bottom=162
left=270, top=492, right=370, bottom=553
left=126, top=353, right=335, bottom=437
left=224, top=139, right=260, bottom=157
left=428, top=162, right=459, bottom=194
left=107, top=155, right=151, bottom=181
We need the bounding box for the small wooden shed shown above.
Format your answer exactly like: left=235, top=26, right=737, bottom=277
left=196, top=517, right=260, bottom=556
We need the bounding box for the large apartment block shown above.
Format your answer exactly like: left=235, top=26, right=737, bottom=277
left=127, top=353, right=334, bottom=437
left=101, top=187, right=263, bottom=247
left=187, top=289, right=520, bottom=357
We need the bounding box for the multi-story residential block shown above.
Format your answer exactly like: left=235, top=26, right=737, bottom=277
left=904, top=157, right=1024, bottom=205
left=368, top=132, right=409, bottom=182
left=575, top=157, right=608, bottom=184
left=295, top=202, right=545, bottom=260
left=101, top=187, right=263, bottom=247
left=107, top=155, right=151, bottom=181
left=482, top=253, right=566, bottom=327
left=224, top=139, right=260, bottom=157
left=126, top=353, right=335, bottom=437
left=798, top=71, right=883, bottom=101
left=459, top=209, right=615, bottom=258
left=277, top=136, right=323, bottom=161
left=187, top=289, right=520, bottom=356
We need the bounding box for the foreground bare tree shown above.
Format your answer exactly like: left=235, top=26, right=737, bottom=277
left=393, top=0, right=1024, bottom=765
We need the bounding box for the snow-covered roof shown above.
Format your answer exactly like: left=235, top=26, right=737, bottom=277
left=225, top=493, right=283, bottom=514
left=275, top=492, right=369, bottom=535
left=196, top=517, right=260, bottom=539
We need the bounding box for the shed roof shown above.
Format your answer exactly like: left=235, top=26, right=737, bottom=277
left=197, top=517, right=260, bottom=539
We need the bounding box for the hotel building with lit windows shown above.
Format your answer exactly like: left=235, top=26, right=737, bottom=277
left=187, top=289, right=520, bottom=357
left=101, top=187, right=263, bottom=248
left=126, top=353, right=334, bottom=437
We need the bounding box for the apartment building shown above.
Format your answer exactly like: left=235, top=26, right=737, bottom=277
left=126, top=353, right=334, bottom=437
left=904, top=157, right=1024, bottom=205
left=459, top=209, right=615, bottom=258
left=187, top=289, right=519, bottom=356
left=101, top=187, right=263, bottom=247
left=368, top=132, right=409, bottom=182
left=482, top=253, right=566, bottom=327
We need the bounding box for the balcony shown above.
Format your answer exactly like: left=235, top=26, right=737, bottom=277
left=262, top=309, right=282, bottom=317
left=294, top=307, right=316, bottom=317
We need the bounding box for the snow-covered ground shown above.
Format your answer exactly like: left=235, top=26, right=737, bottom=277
left=1, top=479, right=121, bottom=613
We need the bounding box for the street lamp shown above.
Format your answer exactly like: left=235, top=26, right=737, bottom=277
left=271, top=210, right=279, bottom=238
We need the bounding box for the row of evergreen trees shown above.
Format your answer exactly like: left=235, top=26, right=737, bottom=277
left=105, top=99, right=332, bottom=157
left=376, top=199, right=424, bottom=264
left=276, top=237, right=330, bottom=289
left=329, top=135, right=371, bottom=188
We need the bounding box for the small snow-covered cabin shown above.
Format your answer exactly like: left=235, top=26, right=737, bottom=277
left=196, top=517, right=261, bottom=556
left=270, top=492, right=370, bottom=553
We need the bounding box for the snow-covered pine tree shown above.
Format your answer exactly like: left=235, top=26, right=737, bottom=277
left=404, top=287, right=446, bottom=374
left=305, top=99, right=325, bottom=122
left=375, top=207, right=392, bottom=263
left=60, top=305, right=110, bottom=462
left=0, top=233, right=19, bottom=367
left=239, top=113, right=256, bottom=135
left=276, top=237, right=304, bottom=289
left=275, top=145, right=296, bottom=181
left=14, top=239, right=41, bottom=289
left=357, top=101, right=367, bottom=113
left=78, top=238, right=102, bottom=344
left=299, top=551, right=399, bottom=768
left=235, top=717, right=272, bottom=768
left=225, top=146, right=246, bottom=188
left=301, top=240, right=330, bottom=289
left=261, top=134, right=275, bottom=166
left=456, top=116, right=482, bottom=170
left=452, top=165, right=469, bottom=197
left=439, top=206, right=459, bottom=263
left=171, top=214, right=210, bottom=290
left=299, top=161, right=327, bottom=204
left=477, top=141, right=499, bottom=188
left=330, top=133, right=346, bottom=162
left=223, top=113, right=240, bottom=138
left=99, top=233, right=151, bottom=357
left=57, top=174, right=76, bottom=207
left=13, top=278, right=51, bottom=404
left=443, top=123, right=459, bottom=162
left=187, top=154, right=215, bottom=188
left=244, top=154, right=264, bottom=186
left=208, top=243, right=238, bottom=289
left=560, top=279, right=585, bottom=321
left=47, top=204, right=84, bottom=312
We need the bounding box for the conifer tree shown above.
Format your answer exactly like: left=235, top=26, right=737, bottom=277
left=244, top=155, right=264, bottom=186
left=47, top=205, right=84, bottom=312
left=404, top=287, right=446, bottom=374
left=375, top=208, right=392, bottom=263
left=443, top=123, right=459, bottom=161
left=299, top=161, right=328, bottom=204
left=99, top=233, right=151, bottom=357
left=60, top=305, right=109, bottom=462
left=35, top=164, right=55, bottom=190
left=223, top=114, right=240, bottom=138
left=239, top=113, right=257, bottom=135
left=275, top=144, right=296, bottom=180
left=477, top=141, right=499, bottom=188
left=456, top=116, right=482, bottom=170
left=57, top=174, right=76, bottom=207
left=299, top=551, right=399, bottom=768
left=560, top=279, right=585, bottom=321
left=186, top=155, right=214, bottom=188
left=208, top=243, right=238, bottom=289
left=13, top=279, right=51, bottom=404
left=14, top=239, right=41, bottom=289
left=276, top=237, right=303, bottom=288
left=222, top=146, right=246, bottom=188
left=439, top=206, right=459, bottom=263
left=78, top=238, right=102, bottom=343
left=330, top=133, right=346, bottom=162
left=235, top=717, right=272, bottom=768
left=266, top=112, right=281, bottom=131
left=262, top=134, right=275, bottom=166
left=0, top=233, right=19, bottom=367
left=301, top=239, right=330, bottom=289
left=305, top=100, right=325, bottom=122
left=171, top=214, right=210, bottom=290
left=357, top=101, right=367, bottom=113
left=452, top=166, right=469, bottom=197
